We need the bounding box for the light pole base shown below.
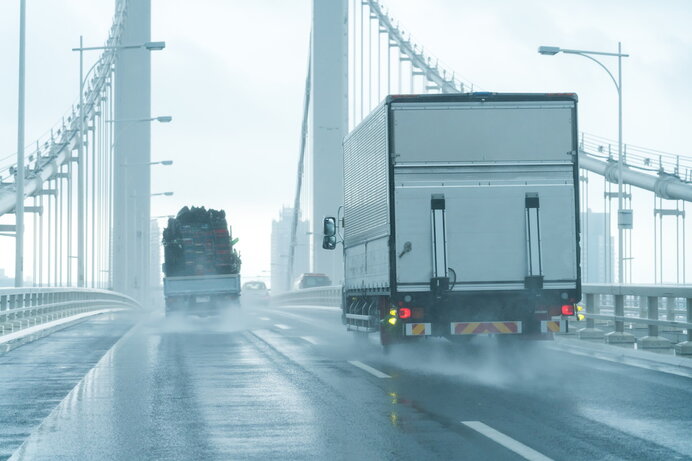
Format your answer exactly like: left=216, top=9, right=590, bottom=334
left=578, top=327, right=605, bottom=340
left=674, top=341, right=692, bottom=356
left=638, top=336, right=672, bottom=350
left=604, top=331, right=636, bottom=344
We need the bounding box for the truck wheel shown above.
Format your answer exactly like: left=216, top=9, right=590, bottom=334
left=165, top=297, right=178, bottom=316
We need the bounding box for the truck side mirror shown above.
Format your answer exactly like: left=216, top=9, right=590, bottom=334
left=322, top=235, right=337, bottom=250
left=323, top=217, right=336, bottom=237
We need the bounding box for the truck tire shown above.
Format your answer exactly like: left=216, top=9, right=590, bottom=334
left=165, top=296, right=180, bottom=316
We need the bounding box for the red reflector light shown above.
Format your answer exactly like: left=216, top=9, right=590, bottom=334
left=561, top=304, right=575, bottom=316
left=398, top=307, right=412, bottom=319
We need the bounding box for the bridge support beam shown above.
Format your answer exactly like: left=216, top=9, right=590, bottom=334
left=578, top=293, right=604, bottom=340
left=309, top=0, right=348, bottom=282
left=638, top=296, right=672, bottom=349
left=113, top=0, right=151, bottom=301
left=604, top=294, right=636, bottom=344
left=675, top=298, right=692, bottom=355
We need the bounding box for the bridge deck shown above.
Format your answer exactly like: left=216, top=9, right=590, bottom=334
left=1, top=305, right=690, bottom=460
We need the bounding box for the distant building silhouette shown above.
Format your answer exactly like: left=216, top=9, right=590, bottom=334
left=271, top=207, right=309, bottom=293
left=581, top=210, right=614, bottom=283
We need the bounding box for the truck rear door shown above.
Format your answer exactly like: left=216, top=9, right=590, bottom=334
left=390, top=98, right=578, bottom=293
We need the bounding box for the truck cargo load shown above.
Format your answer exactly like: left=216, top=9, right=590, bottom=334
left=322, top=93, right=581, bottom=346
left=162, top=206, right=241, bottom=315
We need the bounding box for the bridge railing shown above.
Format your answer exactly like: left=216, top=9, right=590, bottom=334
left=270, top=283, right=692, bottom=355
left=0, top=287, right=140, bottom=339
left=579, top=284, right=692, bottom=355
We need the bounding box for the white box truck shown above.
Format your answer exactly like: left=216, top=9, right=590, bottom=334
left=322, top=93, right=581, bottom=346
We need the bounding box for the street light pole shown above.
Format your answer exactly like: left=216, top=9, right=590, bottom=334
left=617, top=42, right=624, bottom=285
left=15, top=0, right=26, bottom=288
left=73, top=35, right=165, bottom=294
left=538, top=43, right=629, bottom=284
left=78, top=35, right=85, bottom=287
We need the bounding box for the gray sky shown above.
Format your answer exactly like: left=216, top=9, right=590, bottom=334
left=1, top=0, right=691, bottom=282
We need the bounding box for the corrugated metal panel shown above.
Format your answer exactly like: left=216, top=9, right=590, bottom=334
left=343, top=105, right=389, bottom=247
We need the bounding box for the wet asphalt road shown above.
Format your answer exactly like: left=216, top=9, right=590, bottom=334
left=1, top=304, right=691, bottom=460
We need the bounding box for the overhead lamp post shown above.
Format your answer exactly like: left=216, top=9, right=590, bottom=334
left=14, top=0, right=26, bottom=287
left=72, top=37, right=165, bottom=288
left=538, top=43, right=629, bottom=284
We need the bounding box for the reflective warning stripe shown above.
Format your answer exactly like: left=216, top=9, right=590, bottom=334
left=450, top=321, right=522, bottom=335
left=540, top=319, right=566, bottom=333
left=405, top=323, right=431, bottom=336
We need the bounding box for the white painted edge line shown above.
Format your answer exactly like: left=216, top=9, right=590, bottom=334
left=258, top=316, right=271, bottom=321
left=348, top=360, right=391, bottom=379
left=9, top=322, right=141, bottom=461
left=301, top=336, right=319, bottom=345
left=0, top=308, right=125, bottom=345
left=274, top=323, right=291, bottom=330
left=461, top=421, right=553, bottom=461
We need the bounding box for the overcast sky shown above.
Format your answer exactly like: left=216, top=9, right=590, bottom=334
left=1, top=0, right=691, bottom=282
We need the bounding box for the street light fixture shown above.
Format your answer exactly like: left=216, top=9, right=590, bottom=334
left=72, top=36, right=165, bottom=287
left=71, top=41, right=166, bottom=53
left=538, top=43, right=629, bottom=284
left=151, top=192, right=174, bottom=197
left=106, top=115, right=173, bottom=124
left=123, top=160, right=173, bottom=167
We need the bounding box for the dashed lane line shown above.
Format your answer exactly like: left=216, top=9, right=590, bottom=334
left=300, top=336, right=319, bottom=345
left=348, top=360, right=391, bottom=379
left=258, top=317, right=271, bottom=321
left=461, top=421, right=553, bottom=461
left=274, top=324, right=291, bottom=330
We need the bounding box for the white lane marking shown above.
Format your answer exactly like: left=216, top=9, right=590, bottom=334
left=274, top=324, right=291, bottom=330
left=301, top=336, right=319, bottom=345
left=348, top=360, right=391, bottom=379
left=258, top=317, right=271, bottom=321
left=461, top=421, right=553, bottom=461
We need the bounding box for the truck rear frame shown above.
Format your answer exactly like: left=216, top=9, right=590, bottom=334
left=332, top=93, right=581, bottom=345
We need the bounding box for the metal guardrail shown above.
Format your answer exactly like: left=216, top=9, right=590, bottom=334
left=0, top=287, right=140, bottom=338
left=271, top=286, right=341, bottom=308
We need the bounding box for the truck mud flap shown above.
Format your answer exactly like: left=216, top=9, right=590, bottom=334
left=404, top=323, right=432, bottom=336
left=540, top=319, right=567, bottom=333
left=450, top=321, right=522, bottom=335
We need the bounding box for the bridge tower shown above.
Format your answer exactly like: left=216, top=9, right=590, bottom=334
left=310, top=0, right=348, bottom=282
left=113, top=0, right=152, bottom=301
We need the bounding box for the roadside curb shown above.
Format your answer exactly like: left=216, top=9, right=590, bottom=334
left=551, top=335, right=692, bottom=375
left=0, top=309, right=125, bottom=356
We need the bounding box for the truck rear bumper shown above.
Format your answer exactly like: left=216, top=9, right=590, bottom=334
left=401, top=319, right=566, bottom=337
left=450, top=321, right=523, bottom=335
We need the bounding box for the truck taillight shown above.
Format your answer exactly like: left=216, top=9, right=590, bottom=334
left=561, top=304, right=575, bottom=316
left=398, top=307, right=411, bottom=319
